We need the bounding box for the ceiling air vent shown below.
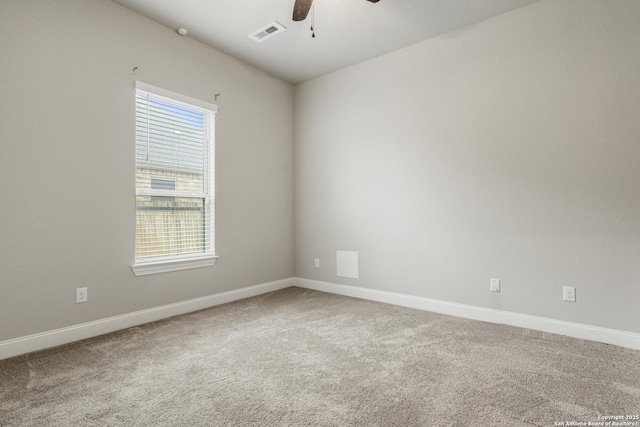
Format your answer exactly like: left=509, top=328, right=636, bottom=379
left=248, top=21, right=286, bottom=43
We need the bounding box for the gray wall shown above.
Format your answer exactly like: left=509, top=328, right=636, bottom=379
left=294, top=0, right=640, bottom=333
left=0, top=0, right=294, bottom=341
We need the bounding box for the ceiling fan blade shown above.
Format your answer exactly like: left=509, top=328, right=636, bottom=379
left=292, top=0, right=313, bottom=22
left=293, top=0, right=379, bottom=22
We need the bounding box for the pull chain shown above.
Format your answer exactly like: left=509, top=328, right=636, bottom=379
left=310, top=4, right=315, bottom=38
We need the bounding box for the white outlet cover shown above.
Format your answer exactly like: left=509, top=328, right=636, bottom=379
left=76, top=287, right=88, bottom=303
left=563, top=286, right=576, bottom=302
left=490, top=278, right=500, bottom=292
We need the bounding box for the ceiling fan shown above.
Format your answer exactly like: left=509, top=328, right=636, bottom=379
left=292, top=0, right=380, bottom=22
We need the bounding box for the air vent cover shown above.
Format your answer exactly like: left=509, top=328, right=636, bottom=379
left=248, top=21, right=286, bottom=43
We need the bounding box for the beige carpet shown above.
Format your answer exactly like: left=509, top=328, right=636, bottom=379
left=1, top=287, right=638, bottom=426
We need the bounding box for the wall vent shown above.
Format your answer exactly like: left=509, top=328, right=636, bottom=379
left=248, top=21, right=286, bottom=43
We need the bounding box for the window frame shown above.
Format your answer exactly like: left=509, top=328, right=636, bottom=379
left=131, top=81, right=218, bottom=276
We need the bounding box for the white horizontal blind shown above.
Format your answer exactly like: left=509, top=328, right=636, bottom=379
left=134, top=82, right=216, bottom=264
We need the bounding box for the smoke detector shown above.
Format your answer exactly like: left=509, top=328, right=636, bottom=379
left=248, top=21, right=286, bottom=43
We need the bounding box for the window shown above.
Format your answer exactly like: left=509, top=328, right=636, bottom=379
left=132, top=82, right=217, bottom=276
left=150, top=178, right=176, bottom=202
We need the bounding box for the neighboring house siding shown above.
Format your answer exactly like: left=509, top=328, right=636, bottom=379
left=135, top=166, right=203, bottom=193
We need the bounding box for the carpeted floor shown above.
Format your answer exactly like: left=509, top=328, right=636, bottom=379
left=1, top=287, right=638, bottom=426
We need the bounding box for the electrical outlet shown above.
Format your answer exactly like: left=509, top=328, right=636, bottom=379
left=314, top=258, right=320, bottom=268
left=490, top=278, right=500, bottom=293
left=76, top=287, right=88, bottom=304
left=563, top=286, right=576, bottom=302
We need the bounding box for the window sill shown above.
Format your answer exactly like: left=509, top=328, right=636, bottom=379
left=132, top=255, right=218, bottom=276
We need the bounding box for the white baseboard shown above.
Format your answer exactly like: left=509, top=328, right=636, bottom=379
left=3, top=276, right=637, bottom=361
left=295, top=278, right=640, bottom=351
left=0, top=278, right=294, bottom=361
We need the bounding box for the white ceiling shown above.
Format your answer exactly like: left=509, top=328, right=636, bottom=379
left=111, top=0, right=539, bottom=84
